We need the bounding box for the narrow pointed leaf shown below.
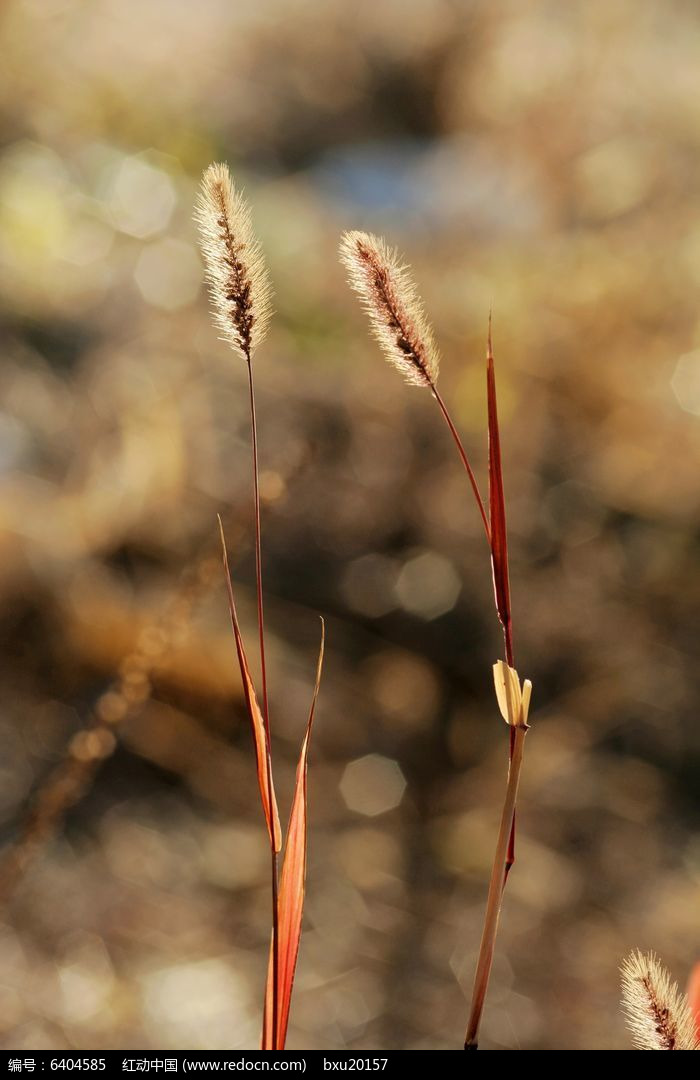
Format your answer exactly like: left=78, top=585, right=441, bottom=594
left=486, top=330, right=513, bottom=666
left=688, top=960, right=700, bottom=1040
left=486, top=328, right=517, bottom=874
left=263, top=620, right=325, bottom=1050
left=218, top=517, right=281, bottom=852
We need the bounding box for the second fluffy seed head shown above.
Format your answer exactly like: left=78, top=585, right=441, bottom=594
left=339, top=230, right=440, bottom=388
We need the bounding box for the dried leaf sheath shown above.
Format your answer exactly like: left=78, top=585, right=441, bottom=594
left=621, top=950, right=700, bottom=1051
left=218, top=518, right=281, bottom=852
left=263, top=622, right=325, bottom=1050
left=339, top=231, right=440, bottom=387
left=195, top=163, right=272, bottom=361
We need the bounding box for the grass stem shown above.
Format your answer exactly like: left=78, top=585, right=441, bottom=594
left=245, top=356, right=279, bottom=1052
left=430, top=383, right=491, bottom=545
left=465, top=719, right=528, bottom=1049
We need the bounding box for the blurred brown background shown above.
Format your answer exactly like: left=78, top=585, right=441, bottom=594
left=0, top=0, right=699, bottom=1052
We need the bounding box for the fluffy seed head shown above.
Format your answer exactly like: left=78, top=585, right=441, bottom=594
left=339, top=230, right=440, bottom=387
left=195, top=163, right=272, bottom=361
left=621, top=950, right=699, bottom=1050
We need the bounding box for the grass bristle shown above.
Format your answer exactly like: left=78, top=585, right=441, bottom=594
left=621, top=949, right=700, bottom=1050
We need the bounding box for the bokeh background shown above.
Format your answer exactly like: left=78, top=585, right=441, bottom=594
left=1, top=0, right=699, bottom=1052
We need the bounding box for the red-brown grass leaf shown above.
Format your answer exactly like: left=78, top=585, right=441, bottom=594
left=486, top=327, right=517, bottom=875
left=218, top=517, right=281, bottom=853
left=689, top=960, right=700, bottom=1040
left=262, top=933, right=274, bottom=1050
left=262, top=620, right=325, bottom=1050
left=486, top=326, right=513, bottom=668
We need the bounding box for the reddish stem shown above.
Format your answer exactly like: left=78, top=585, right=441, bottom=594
left=465, top=722, right=528, bottom=1049
left=246, top=357, right=280, bottom=1051
left=429, top=381, right=491, bottom=546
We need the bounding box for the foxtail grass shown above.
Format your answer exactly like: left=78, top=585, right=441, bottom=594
left=339, top=231, right=489, bottom=541
left=621, top=950, right=700, bottom=1050
left=197, top=163, right=281, bottom=1046
left=195, top=162, right=272, bottom=362
left=198, top=164, right=323, bottom=1050
left=340, top=230, right=530, bottom=1049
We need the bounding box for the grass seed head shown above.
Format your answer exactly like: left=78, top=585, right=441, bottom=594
left=195, top=162, right=273, bottom=362
left=621, top=950, right=700, bottom=1050
left=339, top=230, right=440, bottom=388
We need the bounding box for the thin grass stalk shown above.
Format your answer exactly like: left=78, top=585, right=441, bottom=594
left=429, top=383, right=491, bottom=544
left=244, top=356, right=280, bottom=1050
left=465, top=720, right=527, bottom=1049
